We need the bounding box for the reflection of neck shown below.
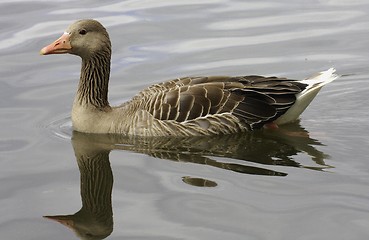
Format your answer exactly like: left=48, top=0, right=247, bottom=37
left=76, top=150, right=113, bottom=226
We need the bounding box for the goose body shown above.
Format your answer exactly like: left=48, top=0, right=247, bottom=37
left=40, top=19, right=338, bottom=137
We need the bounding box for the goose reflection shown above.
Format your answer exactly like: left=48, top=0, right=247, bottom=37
left=44, top=121, right=329, bottom=239
left=109, top=120, right=329, bottom=175
left=44, top=135, right=114, bottom=240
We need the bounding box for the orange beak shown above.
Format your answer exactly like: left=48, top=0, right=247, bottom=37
left=40, top=32, right=72, bottom=55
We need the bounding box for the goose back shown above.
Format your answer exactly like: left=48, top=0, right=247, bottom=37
left=123, top=75, right=307, bottom=136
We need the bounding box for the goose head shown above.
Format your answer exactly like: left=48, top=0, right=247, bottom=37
left=40, top=19, right=111, bottom=59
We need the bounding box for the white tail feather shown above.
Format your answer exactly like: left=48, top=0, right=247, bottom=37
left=275, top=68, right=339, bottom=125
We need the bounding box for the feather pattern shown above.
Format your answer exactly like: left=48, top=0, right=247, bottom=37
left=125, top=75, right=310, bottom=135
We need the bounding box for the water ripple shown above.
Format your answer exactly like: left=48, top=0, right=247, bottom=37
left=208, top=11, right=364, bottom=30
left=178, top=54, right=355, bottom=72
left=49, top=0, right=225, bottom=14
left=45, top=116, right=73, bottom=141
left=141, top=22, right=367, bottom=54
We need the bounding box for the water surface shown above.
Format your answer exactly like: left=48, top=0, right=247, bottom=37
left=1, top=0, right=369, bottom=239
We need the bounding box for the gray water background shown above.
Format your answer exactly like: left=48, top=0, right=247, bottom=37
left=1, top=0, right=369, bottom=239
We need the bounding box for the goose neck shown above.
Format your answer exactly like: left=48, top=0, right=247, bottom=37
left=76, top=52, right=111, bottom=109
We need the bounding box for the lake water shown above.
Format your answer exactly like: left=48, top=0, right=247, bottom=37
left=1, top=0, right=369, bottom=239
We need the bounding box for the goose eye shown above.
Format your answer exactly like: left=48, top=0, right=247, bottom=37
left=79, top=29, right=87, bottom=35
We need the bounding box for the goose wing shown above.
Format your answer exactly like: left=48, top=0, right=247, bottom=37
left=136, top=76, right=307, bottom=130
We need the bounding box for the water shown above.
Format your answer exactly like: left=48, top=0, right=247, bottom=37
left=1, top=0, right=369, bottom=239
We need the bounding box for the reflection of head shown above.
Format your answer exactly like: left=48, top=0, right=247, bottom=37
left=45, top=212, right=112, bottom=240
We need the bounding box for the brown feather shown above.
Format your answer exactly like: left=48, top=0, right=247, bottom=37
left=134, top=75, right=308, bottom=131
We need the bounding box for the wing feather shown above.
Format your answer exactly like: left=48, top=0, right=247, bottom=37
left=133, top=75, right=307, bottom=130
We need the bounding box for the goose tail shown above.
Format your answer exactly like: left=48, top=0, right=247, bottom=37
left=275, top=68, right=339, bottom=125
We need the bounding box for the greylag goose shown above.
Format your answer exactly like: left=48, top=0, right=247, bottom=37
left=40, top=19, right=338, bottom=137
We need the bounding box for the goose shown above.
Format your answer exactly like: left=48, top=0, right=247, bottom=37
left=40, top=19, right=338, bottom=137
